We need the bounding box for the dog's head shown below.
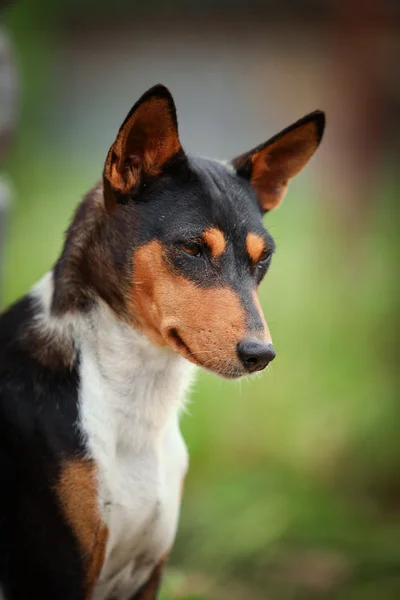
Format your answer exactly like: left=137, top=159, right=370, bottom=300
left=101, top=85, right=325, bottom=378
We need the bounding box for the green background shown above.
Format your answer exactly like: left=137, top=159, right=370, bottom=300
left=1, top=2, right=399, bottom=598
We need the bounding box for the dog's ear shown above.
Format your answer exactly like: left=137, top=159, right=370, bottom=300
left=232, top=111, right=325, bottom=212
left=104, top=84, right=182, bottom=199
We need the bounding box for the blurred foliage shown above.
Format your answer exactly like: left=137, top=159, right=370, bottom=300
left=1, top=2, right=400, bottom=599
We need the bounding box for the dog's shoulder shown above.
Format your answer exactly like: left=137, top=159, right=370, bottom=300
left=0, top=291, right=97, bottom=599
left=0, top=294, right=43, bottom=417
left=0, top=294, right=33, bottom=363
left=0, top=289, right=83, bottom=457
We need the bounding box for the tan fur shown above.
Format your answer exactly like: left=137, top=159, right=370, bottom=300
left=56, top=460, right=108, bottom=596
left=253, top=291, right=271, bottom=341
left=203, top=228, right=226, bottom=257
left=251, top=120, right=321, bottom=210
left=131, top=241, right=255, bottom=376
left=246, top=232, right=266, bottom=263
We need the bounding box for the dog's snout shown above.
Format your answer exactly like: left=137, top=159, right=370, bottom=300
left=237, top=340, right=276, bottom=373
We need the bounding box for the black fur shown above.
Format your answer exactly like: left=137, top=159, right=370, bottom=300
left=0, top=297, right=87, bottom=600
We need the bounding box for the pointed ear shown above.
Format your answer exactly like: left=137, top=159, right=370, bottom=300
left=232, top=111, right=325, bottom=212
left=104, top=84, right=182, bottom=197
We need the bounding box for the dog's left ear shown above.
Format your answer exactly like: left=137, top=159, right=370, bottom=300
left=104, top=84, right=182, bottom=199
left=232, top=111, right=325, bottom=212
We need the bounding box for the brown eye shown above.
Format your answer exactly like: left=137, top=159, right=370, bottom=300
left=180, top=242, right=202, bottom=257
left=258, top=249, right=271, bottom=264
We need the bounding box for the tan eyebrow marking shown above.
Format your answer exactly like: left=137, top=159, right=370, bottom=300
left=246, top=232, right=266, bottom=263
left=203, top=228, right=226, bottom=257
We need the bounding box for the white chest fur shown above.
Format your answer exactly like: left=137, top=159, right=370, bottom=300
left=77, top=306, right=195, bottom=600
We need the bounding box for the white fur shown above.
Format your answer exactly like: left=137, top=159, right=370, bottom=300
left=215, top=158, right=235, bottom=172
left=31, top=274, right=195, bottom=600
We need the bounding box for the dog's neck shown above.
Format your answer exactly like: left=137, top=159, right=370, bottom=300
left=51, top=182, right=130, bottom=319
left=31, top=272, right=195, bottom=437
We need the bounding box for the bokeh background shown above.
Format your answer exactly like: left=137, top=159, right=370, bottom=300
left=0, top=1, right=399, bottom=598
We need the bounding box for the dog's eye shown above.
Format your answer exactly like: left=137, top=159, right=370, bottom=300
left=180, top=242, right=202, bottom=257
left=258, top=249, right=272, bottom=264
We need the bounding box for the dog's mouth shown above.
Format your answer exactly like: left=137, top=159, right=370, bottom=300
left=167, top=328, right=243, bottom=379
left=168, top=328, right=199, bottom=362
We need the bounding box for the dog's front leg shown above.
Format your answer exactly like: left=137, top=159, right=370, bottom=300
left=128, top=560, right=164, bottom=600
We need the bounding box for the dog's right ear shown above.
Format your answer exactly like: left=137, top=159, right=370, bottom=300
left=103, top=84, right=182, bottom=206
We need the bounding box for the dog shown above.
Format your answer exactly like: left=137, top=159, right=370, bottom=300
left=0, top=84, right=325, bottom=600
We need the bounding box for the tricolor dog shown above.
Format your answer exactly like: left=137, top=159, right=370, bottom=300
left=0, top=85, right=325, bottom=599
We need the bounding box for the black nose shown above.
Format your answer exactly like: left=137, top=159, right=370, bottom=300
left=237, top=341, right=276, bottom=373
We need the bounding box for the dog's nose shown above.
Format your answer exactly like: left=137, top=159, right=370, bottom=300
left=237, top=341, right=276, bottom=373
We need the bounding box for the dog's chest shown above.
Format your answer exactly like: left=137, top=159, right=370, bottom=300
left=78, top=328, right=192, bottom=600
left=95, top=418, right=187, bottom=600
